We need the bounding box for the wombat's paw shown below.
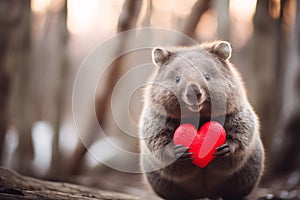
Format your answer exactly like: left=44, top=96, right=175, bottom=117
left=214, top=143, right=230, bottom=157
left=174, top=144, right=193, bottom=160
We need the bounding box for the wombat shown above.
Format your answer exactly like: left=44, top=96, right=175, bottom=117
left=139, top=41, right=265, bottom=200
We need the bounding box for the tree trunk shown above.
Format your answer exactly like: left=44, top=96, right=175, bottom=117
left=48, top=0, right=70, bottom=180
left=8, top=0, right=35, bottom=175
left=214, top=0, right=230, bottom=41
left=251, top=0, right=276, bottom=157
left=270, top=0, right=300, bottom=174
left=179, top=0, right=211, bottom=44
left=0, top=0, right=30, bottom=164
left=70, top=0, right=142, bottom=175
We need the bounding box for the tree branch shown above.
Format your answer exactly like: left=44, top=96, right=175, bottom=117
left=0, top=167, right=142, bottom=200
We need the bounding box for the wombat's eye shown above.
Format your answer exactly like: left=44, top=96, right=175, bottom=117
left=204, top=74, right=211, bottom=81
left=175, top=76, right=181, bottom=84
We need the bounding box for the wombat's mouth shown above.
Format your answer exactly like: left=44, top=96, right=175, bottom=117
left=186, top=99, right=207, bottom=112
left=188, top=104, right=202, bottom=112
left=182, top=89, right=207, bottom=113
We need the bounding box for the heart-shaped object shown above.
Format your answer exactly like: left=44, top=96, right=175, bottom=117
left=173, top=121, right=226, bottom=168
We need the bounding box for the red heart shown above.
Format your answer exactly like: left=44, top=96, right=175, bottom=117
left=173, top=121, right=226, bottom=168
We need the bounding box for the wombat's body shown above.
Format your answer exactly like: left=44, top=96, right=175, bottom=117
left=139, top=41, right=264, bottom=200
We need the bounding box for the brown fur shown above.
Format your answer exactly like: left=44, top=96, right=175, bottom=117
left=139, top=41, right=264, bottom=200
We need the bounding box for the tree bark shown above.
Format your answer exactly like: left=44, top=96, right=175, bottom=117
left=0, top=167, right=142, bottom=200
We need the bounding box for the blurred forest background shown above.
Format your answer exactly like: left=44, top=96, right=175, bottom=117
left=0, top=0, right=300, bottom=198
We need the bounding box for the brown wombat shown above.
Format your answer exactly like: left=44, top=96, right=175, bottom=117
left=139, top=41, right=265, bottom=200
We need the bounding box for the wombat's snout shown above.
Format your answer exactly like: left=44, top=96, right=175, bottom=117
left=185, top=83, right=202, bottom=105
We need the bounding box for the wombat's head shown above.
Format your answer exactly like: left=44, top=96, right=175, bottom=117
left=147, top=41, right=245, bottom=118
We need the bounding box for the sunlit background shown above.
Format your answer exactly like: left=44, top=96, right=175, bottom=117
left=1, top=0, right=299, bottom=198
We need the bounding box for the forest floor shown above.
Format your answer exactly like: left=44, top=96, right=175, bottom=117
left=70, top=166, right=300, bottom=200
left=1, top=166, right=300, bottom=200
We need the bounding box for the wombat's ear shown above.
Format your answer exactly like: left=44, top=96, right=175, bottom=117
left=210, top=41, right=232, bottom=60
left=152, top=47, right=174, bottom=67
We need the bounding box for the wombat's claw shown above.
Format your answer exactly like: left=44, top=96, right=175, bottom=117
left=174, top=144, right=190, bottom=152
left=174, top=144, right=192, bottom=159
left=216, top=143, right=229, bottom=150
left=214, top=143, right=230, bottom=157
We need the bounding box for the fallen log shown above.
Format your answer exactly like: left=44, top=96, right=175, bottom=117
left=1, top=166, right=300, bottom=200
left=0, top=167, right=143, bottom=200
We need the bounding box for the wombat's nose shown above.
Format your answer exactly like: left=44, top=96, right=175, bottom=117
left=186, top=83, right=202, bottom=104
